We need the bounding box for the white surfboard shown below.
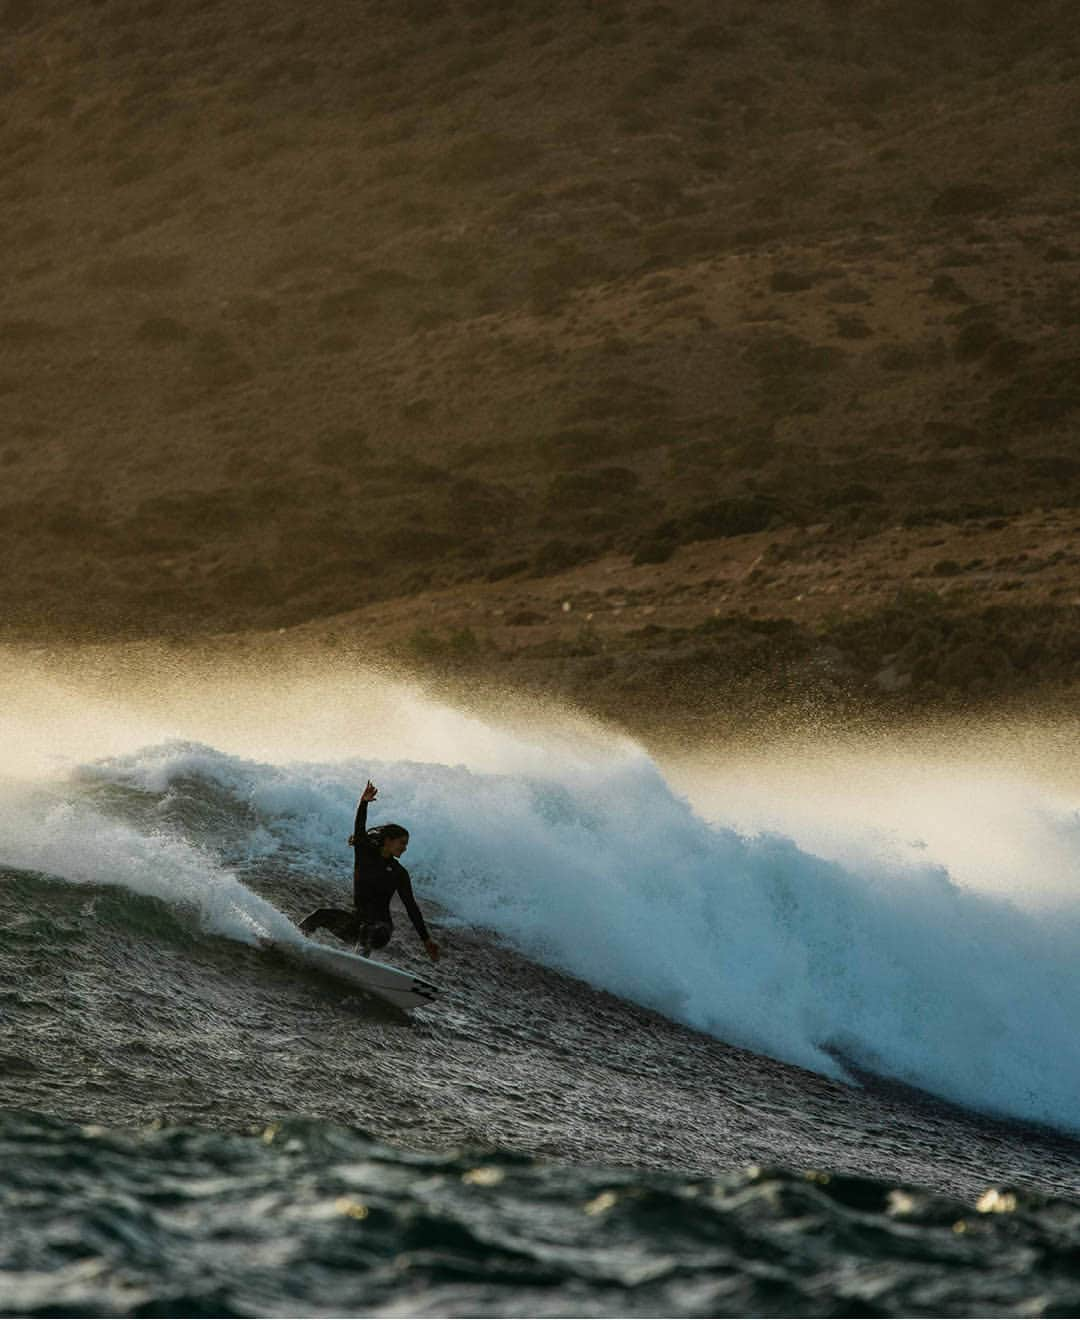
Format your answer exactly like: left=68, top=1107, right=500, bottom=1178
left=282, top=939, right=439, bottom=1011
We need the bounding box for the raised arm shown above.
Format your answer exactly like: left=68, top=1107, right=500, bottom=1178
left=350, top=781, right=379, bottom=907
left=350, top=780, right=378, bottom=844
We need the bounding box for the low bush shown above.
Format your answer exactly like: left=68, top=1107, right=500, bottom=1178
left=540, top=427, right=611, bottom=465
left=930, top=183, right=1006, bottom=216
left=189, top=330, right=253, bottom=390
left=825, top=281, right=871, bottom=304
left=407, top=627, right=484, bottom=661
left=370, top=529, right=453, bottom=565
left=531, top=539, right=595, bottom=575
left=953, top=319, right=1000, bottom=359
left=924, top=421, right=978, bottom=447
left=546, top=467, right=640, bottom=509
left=683, top=497, right=778, bottom=539
left=745, top=333, right=844, bottom=380
left=528, top=245, right=610, bottom=312
left=833, top=314, right=872, bottom=339
left=683, top=23, right=741, bottom=50
left=314, top=427, right=368, bottom=465
left=135, top=316, right=189, bottom=345
left=631, top=534, right=677, bottom=565
left=86, top=253, right=191, bottom=288
left=435, top=133, right=542, bottom=184
left=486, top=559, right=529, bottom=582
left=0, top=318, right=57, bottom=343
left=822, top=483, right=883, bottom=508
left=928, top=273, right=970, bottom=302
left=770, top=270, right=815, bottom=293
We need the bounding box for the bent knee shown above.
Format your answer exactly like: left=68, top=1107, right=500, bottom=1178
left=365, top=922, right=393, bottom=950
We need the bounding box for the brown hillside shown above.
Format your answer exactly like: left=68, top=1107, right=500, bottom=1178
left=2, top=0, right=1079, bottom=723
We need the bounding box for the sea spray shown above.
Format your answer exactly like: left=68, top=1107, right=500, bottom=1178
left=42, top=734, right=1080, bottom=1138
left=0, top=778, right=295, bottom=948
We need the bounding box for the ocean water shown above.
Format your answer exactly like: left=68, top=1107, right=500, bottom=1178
left=4, top=657, right=1080, bottom=1317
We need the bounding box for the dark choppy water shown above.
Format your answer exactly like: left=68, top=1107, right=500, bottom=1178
left=4, top=734, right=1080, bottom=1316
left=7, top=1111, right=1080, bottom=1319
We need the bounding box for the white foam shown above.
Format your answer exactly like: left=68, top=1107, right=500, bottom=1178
left=72, top=734, right=1080, bottom=1136
left=5, top=649, right=1080, bottom=1136
left=0, top=781, right=296, bottom=947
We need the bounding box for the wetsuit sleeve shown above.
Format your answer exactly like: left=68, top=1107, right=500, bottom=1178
left=352, top=800, right=369, bottom=909
left=396, top=872, right=430, bottom=943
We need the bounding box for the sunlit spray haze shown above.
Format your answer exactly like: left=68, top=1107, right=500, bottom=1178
left=3, top=648, right=1080, bottom=1137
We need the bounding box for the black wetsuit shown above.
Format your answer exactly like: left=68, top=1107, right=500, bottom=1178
left=299, top=800, right=430, bottom=953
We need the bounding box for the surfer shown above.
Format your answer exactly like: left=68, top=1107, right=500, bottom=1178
left=299, top=780, right=441, bottom=962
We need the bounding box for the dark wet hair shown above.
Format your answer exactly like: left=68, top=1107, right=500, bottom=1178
left=367, top=823, right=409, bottom=847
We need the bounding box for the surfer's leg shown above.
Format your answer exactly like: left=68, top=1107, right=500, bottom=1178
left=299, top=909, right=325, bottom=934
left=356, top=920, right=392, bottom=957
left=299, top=908, right=356, bottom=939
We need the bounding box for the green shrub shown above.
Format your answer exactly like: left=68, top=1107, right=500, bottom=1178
left=924, top=421, right=978, bottom=447
left=135, top=316, right=190, bottom=345
left=683, top=498, right=777, bottom=539
left=406, top=628, right=442, bottom=660
left=928, top=273, right=969, bottom=302
left=1, top=0, right=33, bottom=28
left=931, top=184, right=1006, bottom=216
left=531, top=539, right=594, bottom=575
left=770, top=270, right=814, bottom=293
left=318, top=289, right=373, bottom=322
left=0, top=318, right=58, bottom=344
left=401, top=397, right=435, bottom=422
left=984, top=339, right=1032, bottom=374
left=189, top=331, right=253, bottom=390
left=834, top=314, right=872, bottom=339
left=231, top=297, right=279, bottom=325
left=381, top=528, right=457, bottom=561
left=745, top=333, right=843, bottom=379
left=486, top=559, right=529, bottom=581
left=86, top=253, right=191, bottom=288
left=1028, top=455, right=1080, bottom=481
left=825, top=281, right=871, bottom=304
left=826, top=75, right=901, bottom=110
left=537, top=427, right=605, bottom=464
left=110, top=153, right=160, bottom=186
left=953, top=319, right=1000, bottom=359
left=546, top=467, right=640, bottom=508
left=632, top=534, right=677, bottom=565
left=314, top=428, right=368, bottom=465
left=435, top=133, right=542, bottom=184
left=878, top=343, right=929, bottom=371
left=822, top=483, right=883, bottom=508
left=683, top=23, right=741, bottom=50
left=528, top=245, right=610, bottom=312
left=315, top=333, right=355, bottom=355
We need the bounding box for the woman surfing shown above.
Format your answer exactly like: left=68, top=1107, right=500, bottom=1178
left=299, top=780, right=440, bottom=962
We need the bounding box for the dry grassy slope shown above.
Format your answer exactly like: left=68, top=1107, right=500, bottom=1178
left=2, top=0, right=1080, bottom=713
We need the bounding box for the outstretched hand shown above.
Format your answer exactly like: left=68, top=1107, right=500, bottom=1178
left=348, top=781, right=379, bottom=844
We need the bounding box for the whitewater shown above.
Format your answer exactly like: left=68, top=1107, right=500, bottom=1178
left=4, top=650, right=1080, bottom=1139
